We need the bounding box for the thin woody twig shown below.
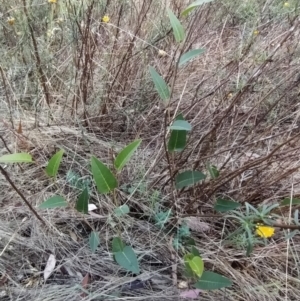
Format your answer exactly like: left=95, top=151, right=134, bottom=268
left=0, top=166, right=46, bottom=226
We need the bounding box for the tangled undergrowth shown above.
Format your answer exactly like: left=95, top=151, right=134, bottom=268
left=1, top=0, right=300, bottom=300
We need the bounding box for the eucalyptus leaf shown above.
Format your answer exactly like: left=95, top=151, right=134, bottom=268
left=0, top=153, right=32, bottom=163
left=175, top=171, right=206, bottom=189
left=114, top=204, right=130, bottom=217
left=91, top=156, right=117, bottom=194
left=39, top=195, right=68, bottom=209
left=182, top=0, right=214, bottom=16
left=114, top=246, right=140, bottom=274
left=89, top=231, right=100, bottom=253
left=45, top=149, right=64, bottom=178
left=194, top=271, right=232, bottom=290
left=168, top=114, right=187, bottom=152
left=149, top=66, right=170, bottom=102
left=114, top=140, right=141, bottom=171
left=214, top=198, right=241, bottom=212
left=179, top=49, right=205, bottom=67
left=169, top=120, right=192, bottom=131
left=75, top=187, right=89, bottom=214
left=167, top=9, right=185, bottom=42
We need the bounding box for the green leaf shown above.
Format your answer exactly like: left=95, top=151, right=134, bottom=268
left=168, top=114, right=187, bottom=152
left=114, top=246, right=140, bottom=274
left=45, top=149, right=64, bottom=177
left=39, top=195, right=68, bottom=209
left=89, top=231, right=100, bottom=253
left=188, top=256, right=204, bottom=277
left=149, top=66, right=170, bottom=102
left=112, top=237, right=125, bottom=252
left=191, top=246, right=200, bottom=257
left=182, top=0, right=214, bottom=17
left=0, top=153, right=32, bottom=163
left=207, top=164, right=219, bottom=179
left=169, top=120, right=192, bottom=131
left=91, top=156, right=117, bottom=194
left=175, top=171, right=206, bottom=189
left=280, top=198, right=300, bottom=206
left=194, top=271, right=232, bottom=290
left=179, top=49, right=205, bottom=67
left=167, top=9, right=185, bottom=42
left=114, top=204, right=130, bottom=217
left=75, top=187, right=89, bottom=214
left=214, top=198, right=241, bottom=212
left=114, top=139, right=141, bottom=171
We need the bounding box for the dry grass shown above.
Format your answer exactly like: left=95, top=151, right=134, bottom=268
left=1, top=0, right=300, bottom=300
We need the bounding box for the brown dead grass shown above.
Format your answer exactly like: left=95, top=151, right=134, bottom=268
left=1, top=0, right=300, bottom=300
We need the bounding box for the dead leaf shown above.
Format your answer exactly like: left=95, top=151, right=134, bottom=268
left=180, top=217, right=211, bottom=233
left=43, top=254, right=56, bottom=281
left=180, top=289, right=202, bottom=299
left=80, top=273, right=89, bottom=298
left=17, top=120, right=22, bottom=134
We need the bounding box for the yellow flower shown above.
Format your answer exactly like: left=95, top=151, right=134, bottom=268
left=158, top=49, right=167, bottom=57
left=102, top=15, right=110, bottom=23
left=284, top=2, right=290, bottom=7
left=48, top=0, right=57, bottom=3
left=255, top=224, right=275, bottom=238
left=253, top=30, right=259, bottom=36
left=7, top=17, right=15, bottom=26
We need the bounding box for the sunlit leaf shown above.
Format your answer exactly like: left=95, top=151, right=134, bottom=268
left=91, top=156, right=117, bottom=194
left=114, top=140, right=141, bottom=171
left=0, top=153, right=32, bottom=163
left=182, top=0, right=214, bottom=17
left=179, top=49, right=205, bottom=67
left=149, top=66, right=170, bottom=102
left=39, top=195, right=68, bottom=209
left=175, top=171, right=206, bottom=189
left=194, top=271, right=232, bottom=290
left=89, top=231, right=100, bottom=253
left=188, top=256, right=204, bottom=277
left=45, top=149, right=64, bottom=177
left=214, top=198, right=241, bottom=212
left=43, top=254, right=56, bottom=281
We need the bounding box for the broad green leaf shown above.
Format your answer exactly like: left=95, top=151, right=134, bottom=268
left=39, top=195, right=68, bottom=209
left=114, top=204, right=130, bottom=217
left=149, top=66, right=170, bottom=102
left=168, top=114, right=187, bottom=152
left=191, top=246, right=200, bottom=257
left=207, top=164, right=219, bottom=179
left=75, top=187, right=89, bottom=214
left=114, top=246, right=140, bottom=274
left=91, top=156, right=117, bottom=194
left=114, top=139, right=141, bottom=171
left=194, top=271, right=232, bottom=290
left=182, top=0, right=214, bottom=16
left=45, top=149, right=64, bottom=177
left=175, top=171, right=206, bottom=189
left=0, top=153, right=32, bottom=163
left=167, top=9, right=185, bottom=42
left=280, top=198, right=300, bottom=206
left=169, top=120, right=192, bottom=131
left=112, top=237, right=125, bottom=253
left=89, top=231, right=100, bottom=253
left=179, top=49, right=205, bottom=67
left=214, top=198, right=241, bottom=212
left=188, top=256, right=204, bottom=277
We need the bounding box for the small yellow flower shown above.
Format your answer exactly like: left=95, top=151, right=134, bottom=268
left=284, top=2, right=290, bottom=7
left=253, top=30, right=259, bottom=36
left=255, top=224, right=275, bottom=238
left=48, top=0, right=57, bottom=3
left=158, top=49, right=167, bottom=57
left=102, top=15, right=110, bottom=23
left=7, top=17, right=15, bottom=26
